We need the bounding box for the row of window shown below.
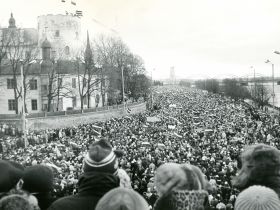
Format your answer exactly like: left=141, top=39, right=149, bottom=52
left=7, top=78, right=101, bottom=91
left=8, top=99, right=37, bottom=111
left=7, top=79, right=37, bottom=90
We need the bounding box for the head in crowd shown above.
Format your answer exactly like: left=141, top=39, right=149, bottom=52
left=95, top=187, right=149, bottom=210
left=0, top=160, right=24, bottom=193
left=22, top=165, right=54, bottom=194
left=83, top=138, right=120, bottom=174
left=232, top=144, right=280, bottom=196
left=117, top=168, right=132, bottom=189
left=0, top=194, right=39, bottom=210
left=154, top=163, right=209, bottom=210
left=235, top=185, right=280, bottom=210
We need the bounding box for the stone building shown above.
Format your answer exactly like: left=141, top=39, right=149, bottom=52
left=0, top=14, right=106, bottom=115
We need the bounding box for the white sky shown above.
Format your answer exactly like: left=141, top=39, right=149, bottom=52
left=1, top=0, right=280, bottom=80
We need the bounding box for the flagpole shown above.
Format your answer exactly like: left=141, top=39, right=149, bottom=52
left=20, top=60, right=27, bottom=148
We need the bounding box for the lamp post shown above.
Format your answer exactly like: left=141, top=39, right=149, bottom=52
left=265, top=59, right=275, bottom=112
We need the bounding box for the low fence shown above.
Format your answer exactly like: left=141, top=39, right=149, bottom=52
left=0, top=102, right=143, bottom=120
left=0, top=102, right=146, bottom=131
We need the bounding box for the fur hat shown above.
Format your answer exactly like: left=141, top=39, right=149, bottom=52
left=22, top=165, right=54, bottom=193
left=232, top=144, right=280, bottom=193
left=95, top=187, right=149, bottom=210
left=0, top=160, right=24, bottom=192
left=235, top=185, right=280, bottom=210
left=83, top=139, right=122, bottom=174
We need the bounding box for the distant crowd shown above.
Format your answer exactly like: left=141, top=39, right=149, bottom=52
left=1, top=86, right=280, bottom=210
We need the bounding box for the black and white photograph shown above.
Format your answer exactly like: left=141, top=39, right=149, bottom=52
left=1, top=0, right=280, bottom=209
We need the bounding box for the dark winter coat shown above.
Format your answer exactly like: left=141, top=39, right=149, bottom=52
left=48, top=172, right=120, bottom=210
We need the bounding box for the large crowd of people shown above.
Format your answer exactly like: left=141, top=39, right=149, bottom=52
left=1, top=86, right=280, bottom=210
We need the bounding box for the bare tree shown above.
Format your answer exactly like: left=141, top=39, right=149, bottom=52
left=44, top=59, right=74, bottom=112
left=250, top=81, right=271, bottom=109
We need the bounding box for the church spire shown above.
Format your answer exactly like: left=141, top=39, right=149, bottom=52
left=85, top=30, right=93, bottom=64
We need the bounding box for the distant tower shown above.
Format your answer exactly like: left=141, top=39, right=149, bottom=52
left=84, top=31, right=93, bottom=64
left=37, top=14, right=82, bottom=60
left=170, top=66, right=176, bottom=85
left=8, top=13, right=16, bottom=28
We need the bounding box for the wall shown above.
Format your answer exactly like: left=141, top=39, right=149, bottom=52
left=0, top=102, right=146, bottom=131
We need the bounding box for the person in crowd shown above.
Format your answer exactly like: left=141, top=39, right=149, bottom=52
left=48, top=138, right=122, bottom=210
left=235, top=185, right=280, bottom=210
left=22, top=165, right=56, bottom=210
left=0, top=160, right=24, bottom=195
left=154, top=163, right=210, bottom=210
left=95, top=187, right=149, bottom=210
left=232, top=143, right=280, bottom=197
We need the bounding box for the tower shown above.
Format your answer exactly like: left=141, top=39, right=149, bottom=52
left=8, top=13, right=16, bottom=28
left=37, top=14, right=82, bottom=60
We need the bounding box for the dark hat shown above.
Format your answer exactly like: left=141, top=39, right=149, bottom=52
left=0, top=160, right=24, bottom=192
left=22, top=165, right=54, bottom=193
left=83, top=139, right=122, bottom=174
left=96, top=187, right=149, bottom=210
left=232, top=144, right=280, bottom=190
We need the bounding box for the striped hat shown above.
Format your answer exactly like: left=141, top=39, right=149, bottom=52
left=235, top=185, right=280, bottom=210
left=83, top=139, right=122, bottom=174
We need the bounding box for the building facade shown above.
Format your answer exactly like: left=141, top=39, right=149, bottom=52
left=0, top=14, right=107, bottom=115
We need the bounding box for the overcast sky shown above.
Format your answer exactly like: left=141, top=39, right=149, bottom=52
left=1, top=0, right=280, bottom=79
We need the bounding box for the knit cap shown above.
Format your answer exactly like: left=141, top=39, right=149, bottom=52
left=95, top=187, right=149, bottom=210
left=83, top=139, right=122, bottom=174
left=235, top=185, right=280, bottom=210
left=22, top=165, right=54, bottom=193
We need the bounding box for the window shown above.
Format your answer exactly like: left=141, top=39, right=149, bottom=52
left=72, top=97, right=76, bottom=107
left=31, top=99, right=38, bottom=110
left=55, top=30, right=60, bottom=37
left=29, top=79, right=37, bottom=90
left=7, top=79, right=15, bottom=89
left=8, top=99, right=16, bottom=111
left=65, top=46, right=70, bottom=55
left=72, top=78, right=76, bottom=88
left=58, top=78, right=62, bottom=87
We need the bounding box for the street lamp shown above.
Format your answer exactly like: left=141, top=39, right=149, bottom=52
left=265, top=59, right=275, bottom=112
